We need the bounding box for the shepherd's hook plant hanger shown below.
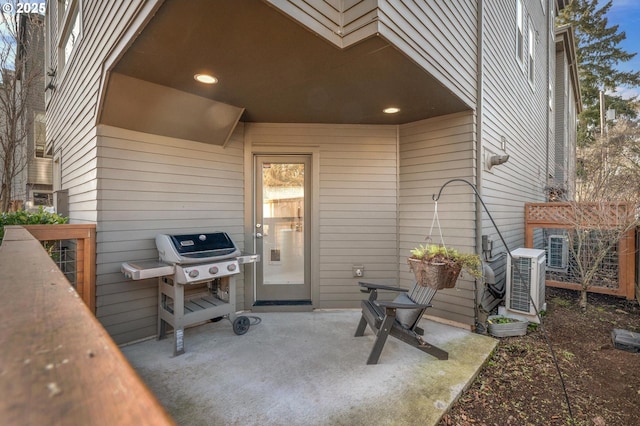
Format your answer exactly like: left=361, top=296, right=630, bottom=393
left=432, top=178, right=574, bottom=423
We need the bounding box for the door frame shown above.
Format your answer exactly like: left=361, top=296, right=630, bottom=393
left=254, top=154, right=311, bottom=302
left=243, top=137, right=320, bottom=311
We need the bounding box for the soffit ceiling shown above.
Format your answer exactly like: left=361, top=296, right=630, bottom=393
left=111, top=0, right=469, bottom=125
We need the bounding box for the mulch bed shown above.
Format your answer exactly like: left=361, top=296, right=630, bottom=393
left=440, top=287, right=640, bottom=426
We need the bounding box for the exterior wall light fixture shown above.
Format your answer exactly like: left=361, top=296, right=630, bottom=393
left=487, top=154, right=510, bottom=169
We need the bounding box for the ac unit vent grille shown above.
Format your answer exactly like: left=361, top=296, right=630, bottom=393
left=505, top=248, right=546, bottom=323
left=510, top=257, right=532, bottom=312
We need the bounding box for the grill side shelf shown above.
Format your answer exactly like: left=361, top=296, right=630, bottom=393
left=121, top=261, right=174, bottom=280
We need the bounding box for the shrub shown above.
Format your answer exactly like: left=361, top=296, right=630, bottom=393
left=0, top=207, right=68, bottom=242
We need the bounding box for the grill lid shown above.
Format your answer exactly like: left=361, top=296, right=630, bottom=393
left=156, top=232, right=241, bottom=264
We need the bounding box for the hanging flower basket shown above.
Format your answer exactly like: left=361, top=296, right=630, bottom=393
left=407, top=257, right=461, bottom=289
left=407, top=244, right=482, bottom=290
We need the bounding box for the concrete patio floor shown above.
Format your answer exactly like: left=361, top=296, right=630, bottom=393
left=121, top=310, right=497, bottom=426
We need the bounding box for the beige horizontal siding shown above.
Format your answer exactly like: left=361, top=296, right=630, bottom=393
left=399, top=112, right=476, bottom=327
left=481, top=0, right=551, bottom=261
left=94, top=124, right=245, bottom=344
left=28, top=158, right=53, bottom=185
left=377, top=0, right=477, bottom=108
left=248, top=122, right=398, bottom=308
left=46, top=1, right=156, bottom=225
left=266, top=0, right=379, bottom=48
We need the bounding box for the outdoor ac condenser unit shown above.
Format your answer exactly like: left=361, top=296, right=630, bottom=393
left=505, top=248, right=546, bottom=323
left=547, top=234, right=568, bottom=271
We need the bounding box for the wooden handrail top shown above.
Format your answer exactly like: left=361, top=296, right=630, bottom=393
left=0, top=226, right=174, bottom=425
left=23, top=223, right=96, bottom=240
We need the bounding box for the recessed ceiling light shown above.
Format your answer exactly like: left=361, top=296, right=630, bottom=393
left=194, top=73, right=218, bottom=84
left=383, top=107, right=400, bottom=114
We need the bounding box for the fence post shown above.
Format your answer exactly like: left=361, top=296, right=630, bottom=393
left=22, top=224, right=97, bottom=312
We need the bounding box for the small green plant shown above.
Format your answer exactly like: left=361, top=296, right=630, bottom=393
left=0, top=207, right=68, bottom=242
left=487, top=316, right=522, bottom=325
left=409, top=243, right=482, bottom=278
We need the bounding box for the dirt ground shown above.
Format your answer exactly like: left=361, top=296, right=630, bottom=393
left=440, top=287, right=640, bottom=426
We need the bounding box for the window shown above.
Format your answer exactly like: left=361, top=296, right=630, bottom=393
left=58, top=0, right=81, bottom=72
left=32, top=191, right=53, bottom=207
left=528, top=19, right=535, bottom=86
left=34, top=113, right=48, bottom=158
left=516, top=0, right=525, bottom=64
left=63, top=8, right=80, bottom=64
left=58, top=0, right=70, bottom=26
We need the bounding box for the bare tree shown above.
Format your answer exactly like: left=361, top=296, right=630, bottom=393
left=576, top=118, right=640, bottom=204
left=555, top=202, right=638, bottom=311
left=0, top=6, right=44, bottom=211
left=568, top=117, right=640, bottom=309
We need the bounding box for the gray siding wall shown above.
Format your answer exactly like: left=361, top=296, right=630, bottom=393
left=554, top=51, right=568, bottom=187
left=246, top=123, right=398, bottom=308
left=377, top=0, right=477, bottom=108
left=46, top=0, right=148, bottom=223
left=45, top=0, right=563, bottom=342
left=265, top=0, right=379, bottom=48
left=28, top=157, right=53, bottom=185
left=566, top=82, right=577, bottom=199
left=398, top=112, right=477, bottom=327
left=95, top=125, right=246, bottom=344
left=269, top=0, right=477, bottom=108
left=556, top=47, right=578, bottom=199
left=480, top=0, right=552, bottom=258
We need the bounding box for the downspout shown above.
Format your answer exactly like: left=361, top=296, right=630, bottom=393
left=475, top=0, right=484, bottom=326
left=545, top=0, right=551, bottom=198
left=475, top=0, right=484, bottom=255
left=396, top=125, right=400, bottom=284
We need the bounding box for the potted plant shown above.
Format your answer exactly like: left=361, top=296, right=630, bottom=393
left=487, top=315, right=528, bottom=337
left=408, top=244, right=482, bottom=289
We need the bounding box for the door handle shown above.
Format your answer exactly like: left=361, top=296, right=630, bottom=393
left=256, top=233, right=263, bottom=239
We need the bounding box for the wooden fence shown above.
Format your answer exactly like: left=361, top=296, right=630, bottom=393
left=0, top=226, right=174, bottom=425
left=525, top=202, right=636, bottom=300
left=23, top=224, right=97, bottom=312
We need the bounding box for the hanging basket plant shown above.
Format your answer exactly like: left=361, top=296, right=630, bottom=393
left=408, top=244, right=482, bottom=289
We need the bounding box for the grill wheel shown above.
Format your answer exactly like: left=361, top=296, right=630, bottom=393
left=233, top=316, right=250, bottom=335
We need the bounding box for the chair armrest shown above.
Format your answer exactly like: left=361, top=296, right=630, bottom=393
left=376, top=300, right=432, bottom=310
left=358, top=281, right=408, bottom=293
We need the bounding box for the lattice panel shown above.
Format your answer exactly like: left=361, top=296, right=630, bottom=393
left=527, top=202, right=633, bottom=227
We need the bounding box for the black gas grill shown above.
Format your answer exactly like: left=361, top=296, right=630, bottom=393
left=122, top=231, right=259, bottom=355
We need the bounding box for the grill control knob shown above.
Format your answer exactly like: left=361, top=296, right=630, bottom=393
left=209, top=266, right=219, bottom=275
left=227, top=263, right=237, bottom=272
left=188, top=270, right=199, bottom=278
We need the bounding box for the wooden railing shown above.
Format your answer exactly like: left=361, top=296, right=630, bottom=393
left=0, top=226, right=174, bottom=425
left=23, top=223, right=97, bottom=312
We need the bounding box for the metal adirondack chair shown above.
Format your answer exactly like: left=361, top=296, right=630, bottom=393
left=354, top=281, right=449, bottom=365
